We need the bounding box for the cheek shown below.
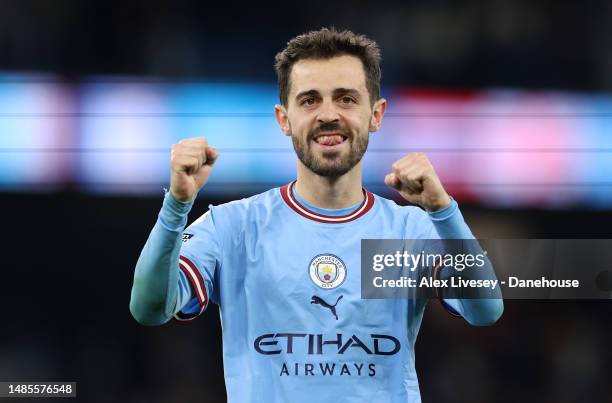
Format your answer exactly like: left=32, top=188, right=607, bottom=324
left=288, top=115, right=312, bottom=135
left=346, top=111, right=372, bottom=133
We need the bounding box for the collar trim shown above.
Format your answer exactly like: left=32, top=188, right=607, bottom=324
left=280, top=181, right=375, bottom=224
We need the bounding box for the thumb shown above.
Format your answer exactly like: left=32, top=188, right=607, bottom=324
left=384, top=173, right=401, bottom=189
left=205, top=147, right=220, bottom=166
left=192, top=147, right=220, bottom=187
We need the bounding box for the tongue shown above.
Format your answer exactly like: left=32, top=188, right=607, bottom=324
left=316, top=135, right=344, bottom=146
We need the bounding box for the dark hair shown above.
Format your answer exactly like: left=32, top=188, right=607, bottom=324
left=274, top=27, right=381, bottom=107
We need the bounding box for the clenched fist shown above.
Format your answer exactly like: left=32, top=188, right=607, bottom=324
left=384, top=152, right=451, bottom=212
left=170, top=137, right=219, bottom=202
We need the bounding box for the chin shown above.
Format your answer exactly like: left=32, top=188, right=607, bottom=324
left=310, top=162, right=355, bottom=178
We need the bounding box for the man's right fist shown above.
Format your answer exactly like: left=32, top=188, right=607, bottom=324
left=170, top=137, right=219, bottom=202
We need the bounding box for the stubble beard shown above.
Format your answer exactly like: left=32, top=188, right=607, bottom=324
left=292, top=123, right=369, bottom=178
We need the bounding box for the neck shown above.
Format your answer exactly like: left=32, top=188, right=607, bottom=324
left=294, top=161, right=364, bottom=209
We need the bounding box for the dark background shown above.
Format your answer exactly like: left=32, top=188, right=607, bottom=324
left=2, top=0, right=612, bottom=91
left=1, top=1, right=611, bottom=402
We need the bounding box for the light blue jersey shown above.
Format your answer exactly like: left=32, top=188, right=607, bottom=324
left=131, top=181, right=503, bottom=403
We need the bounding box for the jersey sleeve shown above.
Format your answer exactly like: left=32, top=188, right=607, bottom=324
left=423, top=198, right=504, bottom=325
left=173, top=207, right=222, bottom=322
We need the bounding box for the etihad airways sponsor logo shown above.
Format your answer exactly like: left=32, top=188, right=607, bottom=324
left=279, top=361, right=377, bottom=377
left=254, top=333, right=400, bottom=356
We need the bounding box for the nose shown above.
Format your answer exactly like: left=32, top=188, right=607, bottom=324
left=316, top=99, right=340, bottom=124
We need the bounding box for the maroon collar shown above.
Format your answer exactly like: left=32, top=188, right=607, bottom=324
left=280, top=181, right=375, bottom=224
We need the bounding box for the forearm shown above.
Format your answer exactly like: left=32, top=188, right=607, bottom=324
left=129, top=192, right=193, bottom=325
left=430, top=199, right=504, bottom=326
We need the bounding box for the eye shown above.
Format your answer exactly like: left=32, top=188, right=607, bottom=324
left=301, top=97, right=316, bottom=106
left=340, top=96, right=356, bottom=104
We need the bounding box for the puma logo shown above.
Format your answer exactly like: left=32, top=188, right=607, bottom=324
left=311, top=295, right=343, bottom=320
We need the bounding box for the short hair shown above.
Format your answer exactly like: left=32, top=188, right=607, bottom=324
left=274, top=27, right=382, bottom=107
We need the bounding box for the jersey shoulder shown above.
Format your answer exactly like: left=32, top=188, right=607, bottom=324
left=212, top=186, right=281, bottom=219
left=371, top=192, right=430, bottom=220
left=370, top=192, right=437, bottom=237
left=188, top=186, right=281, bottom=231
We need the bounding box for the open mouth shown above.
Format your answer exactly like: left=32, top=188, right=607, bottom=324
left=313, top=134, right=348, bottom=147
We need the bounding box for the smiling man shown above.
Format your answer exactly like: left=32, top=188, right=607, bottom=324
left=129, top=28, right=503, bottom=403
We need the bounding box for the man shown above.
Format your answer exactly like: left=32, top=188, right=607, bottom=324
left=130, top=28, right=503, bottom=402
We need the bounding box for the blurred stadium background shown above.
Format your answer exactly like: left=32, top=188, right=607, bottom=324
left=1, top=1, right=611, bottom=402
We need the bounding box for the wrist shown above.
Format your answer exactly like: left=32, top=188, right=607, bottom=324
left=164, top=190, right=194, bottom=214
left=428, top=196, right=457, bottom=220
left=169, top=186, right=195, bottom=203
left=424, top=193, right=452, bottom=212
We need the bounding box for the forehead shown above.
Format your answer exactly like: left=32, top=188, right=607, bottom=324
left=289, top=55, right=367, bottom=96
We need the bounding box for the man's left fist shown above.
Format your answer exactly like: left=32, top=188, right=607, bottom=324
left=384, top=152, right=452, bottom=212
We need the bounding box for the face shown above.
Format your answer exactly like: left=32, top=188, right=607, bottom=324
left=275, top=55, right=386, bottom=178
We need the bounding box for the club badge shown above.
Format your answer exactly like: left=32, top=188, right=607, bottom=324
left=309, top=254, right=347, bottom=289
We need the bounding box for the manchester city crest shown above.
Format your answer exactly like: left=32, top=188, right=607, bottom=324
left=308, top=254, right=347, bottom=289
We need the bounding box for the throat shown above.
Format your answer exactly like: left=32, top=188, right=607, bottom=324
left=292, top=181, right=364, bottom=212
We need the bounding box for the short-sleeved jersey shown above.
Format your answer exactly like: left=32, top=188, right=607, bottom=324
left=174, top=182, right=458, bottom=403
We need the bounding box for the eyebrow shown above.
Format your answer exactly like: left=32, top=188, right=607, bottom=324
left=294, top=88, right=362, bottom=101
left=295, top=89, right=320, bottom=101
left=332, top=88, right=361, bottom=99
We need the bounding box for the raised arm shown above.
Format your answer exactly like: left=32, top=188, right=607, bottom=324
left=385, top=152, right=503, bottom=326
left=129, top=138, right=219, bottom=325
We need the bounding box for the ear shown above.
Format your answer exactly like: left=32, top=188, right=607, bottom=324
left=368, top=98, right=387, bottom=132
left=274, top=104, right=292, bottom=136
